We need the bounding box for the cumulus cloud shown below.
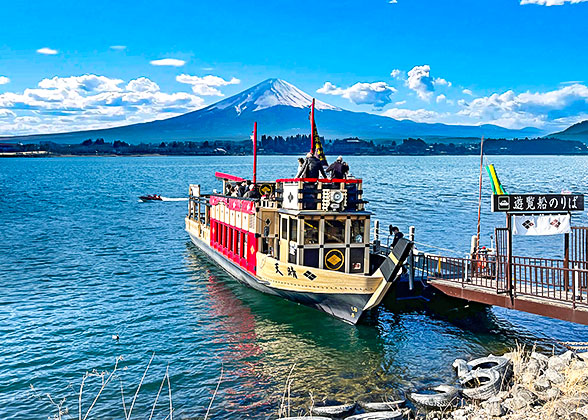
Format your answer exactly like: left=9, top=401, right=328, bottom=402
left=38, top=74, right=124, bottom=93
left=434, top=77, right=451, bottom=87
left=150, top=58, right=186, bottom=67
left=382, top=107, right=445, bottom=123
left=126, top=77, right=160, bottom=93
left=436, top=94, right=447, bottom=103
left=406, top=65, right=435, bottom=101
left=0, top=76, right=9, bottom=85
left=110, top=45, right=127, bottom=50
left=390, top=69, right=403, bottom=79
left=317, top=81, right=397, bottom=108
left=37, top=47, right=58, bottom=55
left=176, top=74, right=240, bottom=96
left=463, top=88, right=474, bottom=96
left=520, top=0, right=587, bottom=5
left=403, top=65, right=452, bottom=101
left=0, top=74, right=208, bottom=135
left=458, top=83, right=588, bottom=129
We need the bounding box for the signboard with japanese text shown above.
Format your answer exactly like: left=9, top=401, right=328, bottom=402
left=491, top=194, right=584, bottom=213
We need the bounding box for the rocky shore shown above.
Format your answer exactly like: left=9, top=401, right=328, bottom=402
left=433, top=349, right=588, bottom=420
left=284, top=349, right=588, bottom=420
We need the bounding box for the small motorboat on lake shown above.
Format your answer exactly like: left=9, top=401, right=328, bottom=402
left=139, top=194, right=162, bottom=202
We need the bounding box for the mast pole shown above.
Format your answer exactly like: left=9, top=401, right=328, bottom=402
left=475, top=136, right=485, bottom=256
left=310, top=98, right=315, bottom=153
left=253, top=122, right=257, bottom=185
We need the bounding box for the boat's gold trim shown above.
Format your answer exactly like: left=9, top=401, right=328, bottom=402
left=256, top=253, right=384, bottom=295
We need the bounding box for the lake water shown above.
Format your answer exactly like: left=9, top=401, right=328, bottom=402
left=1, top=155, right=588, bottom=419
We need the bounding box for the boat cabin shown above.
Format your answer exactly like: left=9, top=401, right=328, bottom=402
left=188, top=174, right=371, bottom=276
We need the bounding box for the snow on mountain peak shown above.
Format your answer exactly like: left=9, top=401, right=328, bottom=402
left=211, top=78, right=339, bottom=113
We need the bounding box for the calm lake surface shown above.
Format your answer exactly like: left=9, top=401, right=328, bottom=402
left=1, top=155, right=588, bottom=419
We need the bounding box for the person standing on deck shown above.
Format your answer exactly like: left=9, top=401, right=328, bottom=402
left=391, top=226, right=404, bottom=247
left=244, top=185, right=260, bottom=199
left=326, top=156, right=349, bottom=179
left=296, top=152, right=327, bottom=179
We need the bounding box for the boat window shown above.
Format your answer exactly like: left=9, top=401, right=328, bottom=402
left=236, top=231, right=241, bottom=256
left=351, top=219, right=365, bottom=243
left=229, top=228, right=233, bottom=251
left=303, top=249, right=319, bottom=268
left=324, top=219, right=345, bottom=243
left=289, top=218, right=298, bottom=242
left=350, top=247, right=365, bottom=273
left=281, top=218, right=288, bottom=240
left=243, top=233, right=248, bottom=258
left=304, top=219, right=320, bottom=244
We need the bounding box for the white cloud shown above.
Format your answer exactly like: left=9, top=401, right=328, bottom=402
left=0, top=73, right=208, bottom=135
left=395, top=100, right=406, bottom=105
left=37, top=47, right=58, bottom=55
left=434, top=77, right=451, bottom=87
left=436, top=94, right=447, bottom=103
left=389, top=0, right=398, bottom=3
left=150, top=58, right=186, bottom=67
left=176, top=74, right=240, bottom=96
left=520, top=0, right=587, bottom=5
left=0, top=76, right=9, bottom=85
left=390, top=69, right=404, bottom=79
left=458, top=83, right=588, bottom=129
left=110, top=45, right=127, bottom=51
left=382, top=107, right=445, bottom=123
left=463, top=88, right=474, bottom=96
left=126, top=77, right=160, bottom=93
left=38, top=74, right=124, bottom=93
left=317, top=81, right=397, bottom=108
left=407, top=65, right=435, bottom=101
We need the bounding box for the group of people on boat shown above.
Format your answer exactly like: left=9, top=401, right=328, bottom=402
left=222, top=153, right=351, bottom=200
left=225, top=180, right=261, bottom=199
left=296, top=154, right=350, bottom=179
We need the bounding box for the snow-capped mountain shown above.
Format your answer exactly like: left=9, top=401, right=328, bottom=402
left=211, top=78, right=339, bottom=113
left=3, top=78, right=541, bottom=144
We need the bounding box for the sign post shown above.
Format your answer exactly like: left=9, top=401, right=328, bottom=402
left=491, top=193, right=584, bottom=299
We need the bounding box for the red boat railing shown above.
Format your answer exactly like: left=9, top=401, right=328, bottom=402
left=276, top=177, right=362, bottom=184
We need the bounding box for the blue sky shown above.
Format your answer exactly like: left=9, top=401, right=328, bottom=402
left=0, top=0, right=587, bottom=135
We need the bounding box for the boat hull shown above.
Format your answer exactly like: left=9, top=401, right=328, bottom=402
left=187, top=230, right=374, bottom=324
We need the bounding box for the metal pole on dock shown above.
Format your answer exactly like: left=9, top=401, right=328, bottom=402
left=374, top=220, right=380, bottom=253
left=253, top=122, right=257, bottom=185
left=409, top=226, right=415, bottom=291
left=475, top=136, right=485, bottom=256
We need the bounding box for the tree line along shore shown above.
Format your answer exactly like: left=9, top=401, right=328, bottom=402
left=1, top=134, right=587, bottom=157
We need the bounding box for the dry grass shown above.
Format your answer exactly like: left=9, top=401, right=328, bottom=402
left=33, top=354, right=178, bottom=420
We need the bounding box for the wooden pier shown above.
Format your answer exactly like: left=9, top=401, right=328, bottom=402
left=416, top=226, right=588, bottom=325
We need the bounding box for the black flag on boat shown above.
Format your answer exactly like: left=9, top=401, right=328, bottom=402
left=309, top=99, right=328, bottom=167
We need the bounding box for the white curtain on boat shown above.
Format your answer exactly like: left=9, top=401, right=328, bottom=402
left=513, top=214, right=571, bottom=236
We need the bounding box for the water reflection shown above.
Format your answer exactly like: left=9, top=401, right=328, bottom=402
left=182, top=241, right=561, bottom=417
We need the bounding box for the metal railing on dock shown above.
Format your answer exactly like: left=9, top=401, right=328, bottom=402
left=414, top=252, right=588, bottom=324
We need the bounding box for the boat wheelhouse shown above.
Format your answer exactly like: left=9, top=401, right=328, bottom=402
left=186, top=172, right=412, bottom=324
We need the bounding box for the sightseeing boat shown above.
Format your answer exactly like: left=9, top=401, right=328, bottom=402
left=185, top=102, right=412, bottom=324
left=185, top=172, right=413, bottom=324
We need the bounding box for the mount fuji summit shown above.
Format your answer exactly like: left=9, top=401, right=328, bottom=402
left=5, top=78, right=541, bottom=144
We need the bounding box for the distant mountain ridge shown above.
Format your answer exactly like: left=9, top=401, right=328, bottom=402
left=550, top=120, right=588, bottom=141
left=1, top=78, right=543, bottom=144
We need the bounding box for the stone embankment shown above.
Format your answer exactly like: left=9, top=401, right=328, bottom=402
left=281, top=349, right=588, bottom=420
left=437, top=349, right=588, bottom=420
